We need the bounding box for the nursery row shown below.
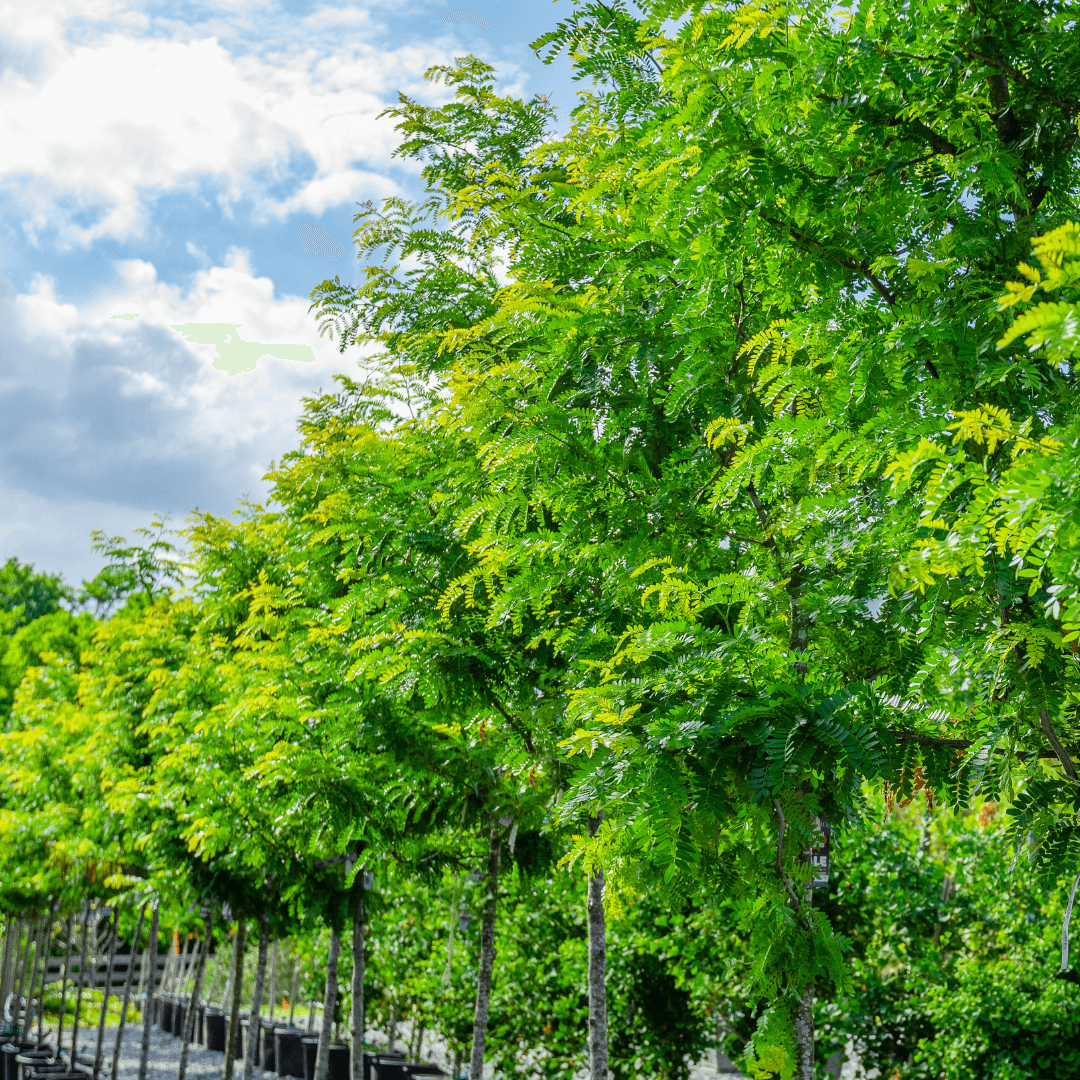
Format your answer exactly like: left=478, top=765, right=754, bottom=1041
left=3, top=2, right=1080, bottom=1079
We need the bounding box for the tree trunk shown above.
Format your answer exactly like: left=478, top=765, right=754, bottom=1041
left=0, top=918, right=15, bottom=1024
left=138, top=905, right=161, bottom=1080
left=112, top=903, right=148, bottom=1080
left=180, top=911, right=214, bottom=1080
left=313, top=932, right=340, bottom=1080
left=468, top=828, right=502, bottom=1080
left=35, top=904, right=58, bottom=1045
left=267, top=943, right=277, bottom=1024
left=386, top=1004, right=397, bottom=1054
left=222, top=918, right=247, bottom=1080
left=586, top=813, right=609, bottom=1080
left=350, top=893, right=364, bottom=1080
left=57, top=918, right=75, bottom=1059
left=287, top=962, right=299, bottom=1027
left=20, top=918, right=43, bottom=1041
left=206, top=932, right=227, bottom=1007
left=72, top=909, right=93, bottom=1065
left=94, top=908, right=121, bottom=1080
left=793, top=883, right=814, bottom=1080
left=13, top=919, right=35, bottom=1030
left=241, top=917, right=270, bottom=1080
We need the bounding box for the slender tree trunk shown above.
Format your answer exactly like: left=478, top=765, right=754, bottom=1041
left=180, top=911, right=214, bottom=1080
left=350, top=892, right=364, bottom=1080
left=267, top=943, right=277, bottom=1024
left=468, top=828, right=502, bottom=1080
left=94, top=908, right=121, bottom=1080
left=287, top=961, right=299, bottom=1028
left=312, top=932, right=340, bottom=1080
left=0, top=917, right=15, bottom=1023
left=207, top=933, right=227, bottom=1008
left=13, top=919, right=35, bottom=1027
left=138, top=905, right=161, bottom=1080
left=57, top=917, right=75, bottom=1059
left=176, top=935, right=196, bottom=997
left=20, top=918, right=42, bottom=1041
left=36, top=904, right=58, bottom=1046
left=793, top=880, right=815, bottom=1080
left=241, top=917, right=270, bottom=1080
left=586, top=814, right=608, bottom=1080
left=222, top=919, right=247, bottom=1080
left=112, top=903, right=148, bottom=1080
left=72, top=908, right=93, bottom=1065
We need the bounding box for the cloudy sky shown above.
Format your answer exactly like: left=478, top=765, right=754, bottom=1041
left=0, top=0, right=581, bottom=585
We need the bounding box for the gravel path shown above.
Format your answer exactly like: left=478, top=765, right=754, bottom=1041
left=59, top=1022, right=743, bottom=1080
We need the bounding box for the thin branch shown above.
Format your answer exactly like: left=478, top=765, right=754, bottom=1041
left=1041, top=708, right=1078, bottom=781
left=773, top=800, right=803, bottom=911
left=1063, top=866, right=1080, bottom=972
left=963, top=47, right=1080, bottom=116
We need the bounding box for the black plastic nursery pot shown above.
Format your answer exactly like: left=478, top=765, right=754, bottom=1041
left=196, top=1004, right=206, bottom=1046
left=174, top=1003, right=187, bottom=1039
left=160, top=998, right=175, bottom=1033
left=300, top=1037, right=318, bottom=1080
left=0, top=1044, right=16, bottom=1080
left=259, top=1021, right=278, bottom=1073
left=273, top=1030, right=304, bottom=1079
left=327, top=1043, right=349, bottom=1080
left=362, top=1052, right=406, bottom=1080
left=203, top=1011, right=226, bottom=1053
left=403, top=1068, right=447, bottom=1079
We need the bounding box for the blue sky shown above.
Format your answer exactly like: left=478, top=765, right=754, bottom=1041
left=0, top=0, right=585, bottom=585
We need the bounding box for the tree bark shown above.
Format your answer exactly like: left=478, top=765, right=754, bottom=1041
left=350, top=891, right=364, bottom=1080
left=586, top=813, right=609, bottom=1080
left=19, top=918, right=42, bottom=1041
left=138, top=905, right=161, bottom=1080
left=180, top=910, right=214, bottom=1080
left=287, top=962, right=299, bottom=1027
left=468, top=828, right=502, bottom=1080
left=13, top=919, right=35, bottom=1030
left=241, top=916, right=270, bottom=1080
left=313, top=931, right=341, bottom=1080
left=71, top=909, right=93, bottom=1067
left=222, top=918, right=247, bottom=1080
left=112, top=903, right=148, bottom=1080
left=269, top=942, right=278, bottom=1023
left=57, top=918, right=75, bottom=1058
left=94, top=908, right=121, bottom=1080
left=35, top=904, right=57, bottom=1045
left=0, top=917, right=15, bottom=1025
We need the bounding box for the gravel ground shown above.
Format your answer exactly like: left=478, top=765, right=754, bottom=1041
left=56, top=1022, right=744, bottom=1080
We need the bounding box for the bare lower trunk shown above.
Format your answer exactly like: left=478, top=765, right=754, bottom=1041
left=350, top=893, right=364, bottom=1080
left=14, top=919, right=35, bottom=1026
left=386, top=1004, right=397, bottom=1054
left=468, top=828, right=502, bottom=1080
left=288, top=962, right=299, bottom=1027
left=180, top=910, right=214, bottom=1080
left=222, top=919, right=247, bottom=1080
left=112, top=903, right=148, bottom=1080
left=241, top=917, right=270, bottom=1080
left=71, top=910, right=93, bottom=1064
left=206, top=933, right=227, bottom=1007
left=586, top=813, right=608, bottom=1080
left=57, top=918, right=75, bottom=1058
left=35, top=905, right=57, bottom=1045
left=20, top=918, right=43, bottom=1041
left=267, top=943, right=277, bottom=1024
left=138, top=905, right=161, bottom=1080
left=313, top=932, right=340, bottom=1080
left=793, top=884, right=814, bottom=1080
left=0, top=918, right=15, bottom=1026
left=94, top=908, right=121, bottom=1080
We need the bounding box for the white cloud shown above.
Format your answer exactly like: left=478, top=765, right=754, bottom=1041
left=0, top=16, right=455, bottom=248
left=0, top=251, right=371, bottom=578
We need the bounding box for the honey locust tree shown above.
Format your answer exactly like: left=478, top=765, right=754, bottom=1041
left=308, top=0, right=1080, bottom=1073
